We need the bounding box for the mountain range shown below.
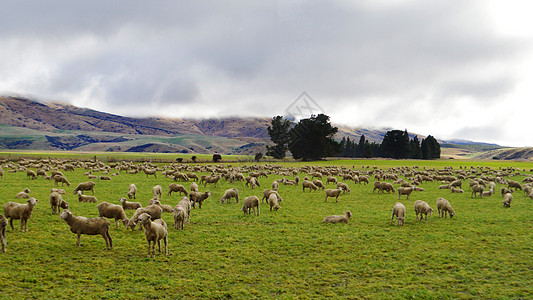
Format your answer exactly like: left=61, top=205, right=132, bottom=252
left=0, top=96, right=528, bottom=160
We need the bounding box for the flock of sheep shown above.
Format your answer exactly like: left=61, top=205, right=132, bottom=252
left=0, top=158, right=530, bottom=257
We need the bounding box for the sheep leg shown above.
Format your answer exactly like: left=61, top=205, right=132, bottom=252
left=164, top=237, right=168, bottom=255
left=391, top=213, right=395, bottom=224
left=336, top=196, right=339, bottom=203
left=21, top=219, right=27, bottom=232
left=8, top=219, right=14, bottom=231
left=77, top=234, right=82, bottom=246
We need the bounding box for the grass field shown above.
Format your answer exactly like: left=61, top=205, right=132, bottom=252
left=0, top=155, right=532, bottom=299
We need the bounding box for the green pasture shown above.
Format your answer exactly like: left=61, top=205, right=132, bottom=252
left=0, top=155, right=531, bottom=299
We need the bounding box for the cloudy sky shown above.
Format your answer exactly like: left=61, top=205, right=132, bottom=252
left=1, top=0, right=532, bottom=146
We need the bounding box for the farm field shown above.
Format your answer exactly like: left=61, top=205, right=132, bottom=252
left=0, top=155, right=532, bottom=299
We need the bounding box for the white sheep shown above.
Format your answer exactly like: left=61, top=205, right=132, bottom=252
left=152, top=185, right=163, bottom=199
left=119, top=197, right=142, bottom=210
left=313, top=179, right=325, bottom=190
left=127, top=183, right=137, bottom=199
left=15, top=188, right=31, bottom=199
left=77, top=190, right=98, bottom=203
left=49, top=191, right=69, bottom=214
left=324, top=188, right=343, bottom=202
left=60, top=210, right=112, bottom=250
left=503, top=192, right=513, bottom=208
left=152, top=200, right=174, bottom=213
left=397, top=186, right=414, bottom=199
left=323, top=211, right=352, bottom=224
left=336, top=182, right=351, bottom=194
left=450, top=187, right=465, bottom=194
left=53, top=175, right=71, bottom=187
left=220, top=188, right=239, bottom=204
left=471, top=184, right=484, bottom=198
left=268, top=193, right=281, bottom=211
left=271, top=181, right=279, bottom=191
left=97, top=202, right=130, bottom=228
left=391, top=202, right=406, bottom=226
left=302, top=180, right=318, bottom=192
left=3, top=197, right=38, bottom=232
left=414, top=200, right=433, bottom=222
left=190, top=182, right=199, bottom=193
left=189, top=191, right=211, bottom=209
left=73, top=181, right=95, bottom=195
left=137, top=213, right=168, bottom=257
left=50, top=188, right=66, bottom=194
left=0, top=214, right=7, bottom=253
left=436, top=197, right=455, bottom=218
left=127, top=205, right=163, bottom=231
left=176, top=196, right=192, bottom=223
left=241, top=196, right=260, bottom=215
left=173, top=206, right=187, bottom=230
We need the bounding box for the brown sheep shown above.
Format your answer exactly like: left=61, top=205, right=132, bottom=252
left=323, top=211, right=352, bottom=224
left=3, top=198, right=38, bottom=232
left=61, top=210, right=112, bottom=250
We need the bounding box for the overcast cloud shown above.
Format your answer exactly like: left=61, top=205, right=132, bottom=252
left=1, top=0, right=532, bottom=146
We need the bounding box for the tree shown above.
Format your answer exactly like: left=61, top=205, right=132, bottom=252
left=266, top=116, right=291, bottom=159
left=254, top=152, right=263, bottom=162
left=288, top=114, right=340, bottom=160
left=213, top=154, right=222, bottom=163
left=410, top=136, right=422, bottom=159
left=421, top=135, right=440, bottom=159
left=381, top=129, right=411, bottom=159
left=191, top=156, right=197, bottom=163
left=356, top=135, right=366, bottom=158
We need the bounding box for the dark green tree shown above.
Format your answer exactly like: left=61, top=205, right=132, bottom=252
left=381, top=129, right=411, bottom=159
left=266, top=116, right=291, bottom=159
left=356, top=135, right=366, bottom=157
left=363, top=141, right=373, bottom=158
left=254, top=152, right=263, bottom=162
left=421, top=135, right=440, bottom=159
left=410, top=136, right=422, bottom=159
left=288, top=114, right=340, bottom=160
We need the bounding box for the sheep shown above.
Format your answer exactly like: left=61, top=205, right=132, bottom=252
left=176, top=196, right=192, bottom=223
left=119, top=197, right=142, bottom=210
left=173, top=206, right=187, bottom=230
left=152, top=200, right=174, bottom=213
left=0, top=214, right=7, bottom=253
left=323, top=211, right=352, bottom=224
left=324, top=188, right=343, bottom=202
left=190, top=182, right=199, bottom=193
left=471, top=184, right=484, bottom=198
left=507, top=180, right=522, bottom=191
left=414, top=200, right=433, bottom=222
left=73, top=181, right=95, bottom=195
left=450, top=187, right=465, bottom=194
left=326, top=176, right=338, bottom=185
left=26, top=169, right=37, bottom=180
left=375, top=182, right=395, bottom=194
left=204, top=175, right=222, bottom=188
left=261, top=189, right=283, bottom=203
left=241, top=196, right=260, bottom=215
left=50, top=188, right=66, bottom=194
left=313, top=179, right=325, bottom=190
left=436, top=197, right=455, bottom=218
left=220, top=188, right=239, bottom=204
left=302, top=180, right=318, bottom=192
left=127, top=205, right=163, bottom=231
left=268, top=193, right=281, bottom=211
left=173, top=172, right=189, bottom=182
left=49, top=191, right=69, bottom=214
left=99, top=175, right=112, bottom=181
left=336, top=182, right=351, bottom=194
left=391, top=202, right=406, bottom=226
left=482, top=190, right=493, bottom=197
left=168, top=183, right=189, bottom=197
left=77, top=190, right=98, bottom=203
left=137, top=212, right=168, bottom=257
left=189, top=191, right=211, bottom=209
left=53, top=175, right=71, bottom=187
left=3, top=197, right=38, bottom=232
left=15, top=188, right=31, bottom=199
left=397, top=186, right=414, bottom=199
left=152, top=185, right=163, bottom=199
left=60, top=210, right=112, bottom=250
left=503, top=192, right=513, bottom=208
left=143, top=168, right=158, bottom=178
left=271, top=181, right=279, bottom=191
left=97, top=202, right=129, bottom=228
left=449, top=180, right=462, bottom=189
left=438, top=184, right=450, bottom=189
left=127, top=183, right=137, bottom=199
left=187, top=172, right=199, bottom=181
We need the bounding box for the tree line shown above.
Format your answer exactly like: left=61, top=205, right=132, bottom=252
left=266, top=114, right=440, bottom=160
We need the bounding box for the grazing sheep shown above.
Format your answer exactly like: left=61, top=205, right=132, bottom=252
left=336, top=182, right=351, bottom=194
left=0, top=215, right=7, bottom=253
left=471, top=184, right=484, bottom=198
left=3, top=197, right=38, bottom=232
left=73, top=181, right=95, bottom=195
left=414, top=200, right=433, bottom=222
left=189, top=191, right=211, bottom=209
left=241, top=196, right=260, bottom=215
left=97, top=202, right=129, bottom=228
left=137, top=213, right=168, bottom=257
left=438, top=184, right=450, bottom=189
left=482, top=190, right=493, bottom=197
left=302, top=180, right=318, bottom=192
left=60, top=210, right=112, bottom=250
left=127, top=205, right=163, bottom=231
left=323, top=211, right=352, bottom=224
left=391, top=202, right=406, bottom=226
left=50, top=188, right=66, bottom=194
left=99, top=175, right=112, bottom=181
left=501, top=187, right=513, bottom=197
left=436, top=197, right=455, bottom=218
left=507, top=180, right=522, bottom=191
left=49, top=191, right=69, bottom=214
left=119, top=197, right=142, bottom=210
left=26, top=169, right=37, bottom=180
left=326, top=176, right=338, bottom=185
left=168, top=183, right=189, bottom=197
left=77, top=191, right=98, bottom=203
left=127, top=183, right=137, bottom=199
left=176, top=196, right=192, bottom=223
left=449, top=180, right=462, bottom=189
left=450, top=187, right=465, bottom=194
left=53, top=175, right=71, bottom=187
left=271, top=181, right=279, bottom=191
left=375, top=182, right=396, bottom=194
left=313, top=179, right=325, bottom=190
left=15, top=188, right=31, bottom=199
left=173, top=206, right=187, bottom=230
left=220, top=188, right=239, bottom=204
left=503, top=192, right=513, bottom=208
left=268, top=193, right=281, bottom=211
left=324, top=188, right=343, bottom=202
left=187, top=172, right=199, bottom=181
left=152, top=185, right=163, bottom=199
left=143, top=168, right=158, bottom=178
left=190, top=182, right=199, bottom=193
left=204, top=175, right=222, bottom=188
left=397, top=187, right=414, bottom=199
